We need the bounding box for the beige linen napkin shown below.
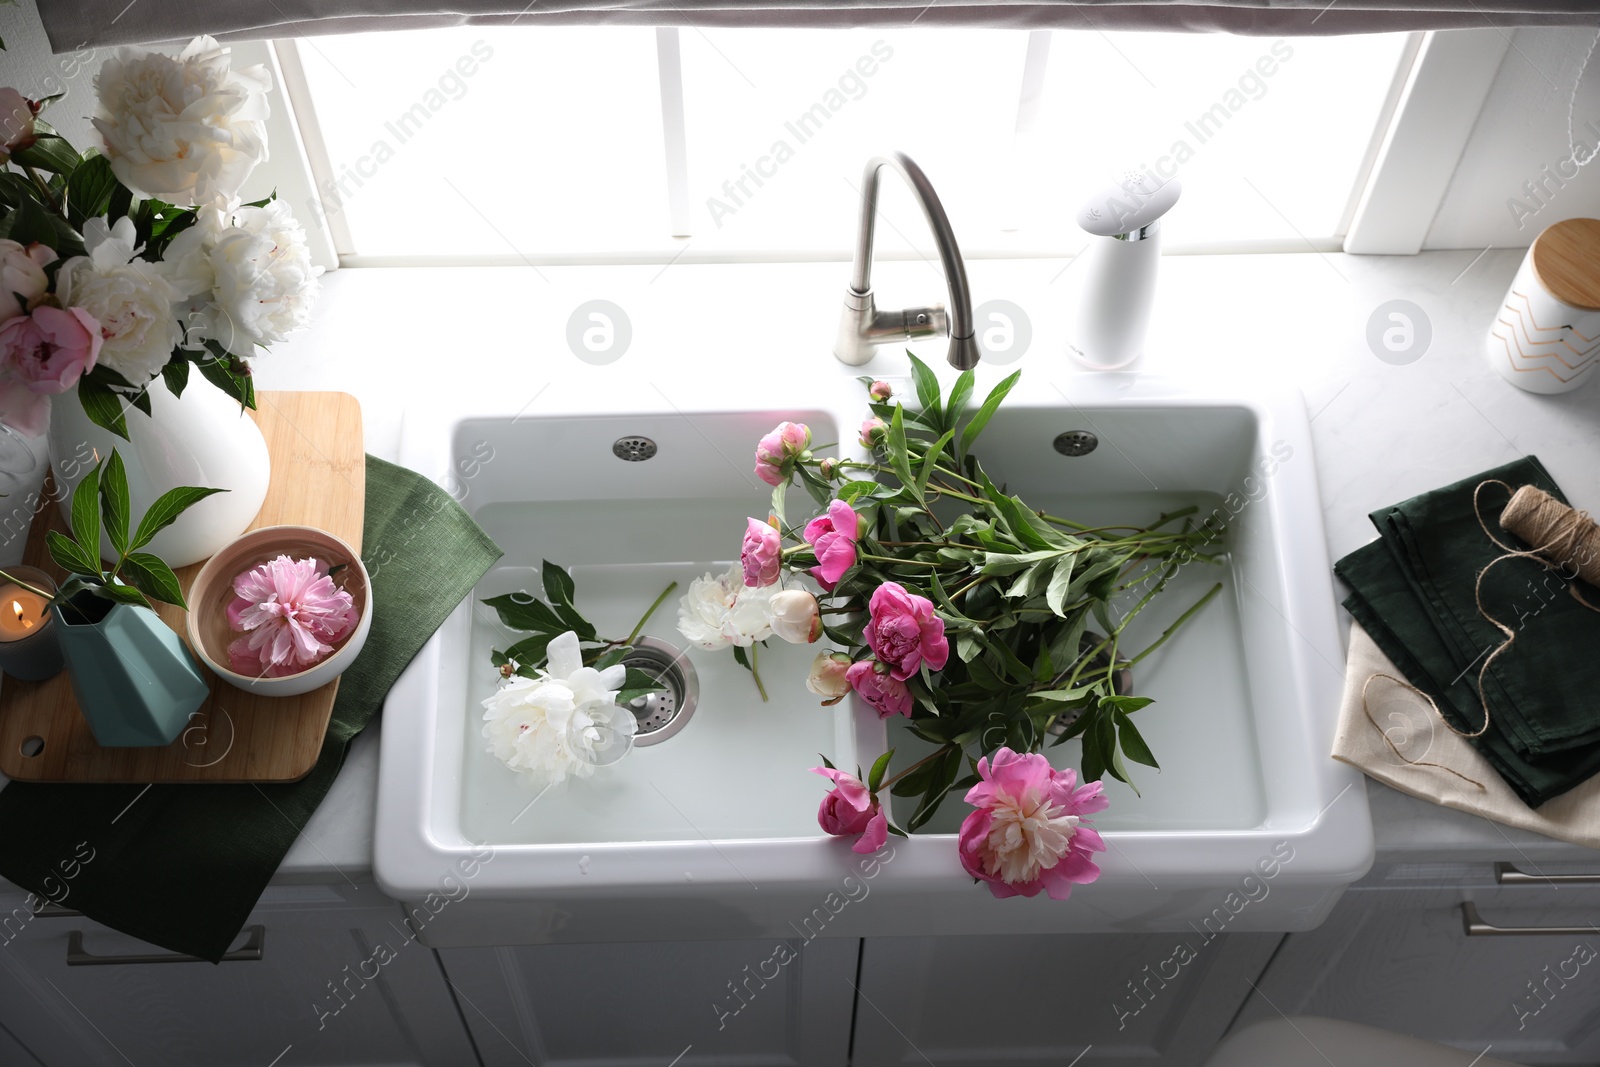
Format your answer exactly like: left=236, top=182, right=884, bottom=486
left=1333, top=622, right=1600, bottom=848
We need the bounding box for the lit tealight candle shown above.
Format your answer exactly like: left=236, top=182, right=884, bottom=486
left=0, top=566, right=63, bottom=682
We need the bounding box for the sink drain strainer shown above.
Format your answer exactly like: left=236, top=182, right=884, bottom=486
left=1047, top=633, right=1132, bottom=737
left=622, top=637, right=698, bottom=745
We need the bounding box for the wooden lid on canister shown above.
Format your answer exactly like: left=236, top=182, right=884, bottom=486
left=1531, top=218, right=1600, bottom=311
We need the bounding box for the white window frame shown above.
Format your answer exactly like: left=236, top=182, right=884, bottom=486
left=258, top=26, right=1501, bottom=268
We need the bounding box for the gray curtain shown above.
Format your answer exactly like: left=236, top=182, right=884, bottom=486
left=38, top=0, right=1600, bottom=49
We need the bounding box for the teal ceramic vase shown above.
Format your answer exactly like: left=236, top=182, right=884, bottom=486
left=53, top=592, right=209, bottom=747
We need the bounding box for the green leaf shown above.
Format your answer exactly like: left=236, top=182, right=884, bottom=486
left=9, top=134, right=78, bottom=175
left=501, top=632, right=555, bottom=667
left=130, top=485, right=228, bottom=551
left=1101, top=695, right=1155, bottom=714
left=1029, top=686, right=1093, bottom=703
left=592, top=647, right=628, bottom=671
left=128, top=387, right=152, bottom=418
left=819, top=753, right=836, bottom=771
left=46, top=529, right=101, bottom=577
left=620, top=667, right=665, bottom=693
left=162, top=357, right=190, bottom=398
left=99, top=452, right=130, bottom=557
left=4, top=193, right=57, bottom=248
left=195, top=346, right=256, bottom=410
left=118, top=551, right=186, bottom=609
left=541, top=560, right=577, bottom=609
left=959, top=370, right=1021, bottom=458
left=946, top=369, right=975, bottom=427
left=1080, top=709, right=1108, bottom=783
left=482, top=592, right=565, bottom=633
left=907, top=353, right=941, bottom=428
left=92, top=581, right=149, bottom=606
left=76, top=375, right=130, bottom=440
left=913, top=428, right=956, bottom=503
left=886, top=404, right=916, bottom=491
left=906, top=746, right=963, bottom=832
left=1115, top=711, right=1159, bottom=768
left=1045, top=557, right=1076, bottom=617
left=69, top=461, right=101, bottom=566
left=867, top=749, right=894, bottom=793
left=64, top=153, right=117, bottom=227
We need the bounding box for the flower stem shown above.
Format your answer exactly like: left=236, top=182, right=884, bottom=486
left=1125, top=582, right=1222, bottom=668
left=877, top=746, right=950, bottom=791
left=0, top=568, right=55, bottom=602
left=623, top=581, right=679, bottom=647
left=750, top=641, right=769, bottom=702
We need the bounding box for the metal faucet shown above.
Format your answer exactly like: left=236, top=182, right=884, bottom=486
left=833, top=151, right=981, bottom=370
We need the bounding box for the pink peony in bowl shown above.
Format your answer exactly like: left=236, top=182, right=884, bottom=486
left=186, top=525, right=372, bottom=697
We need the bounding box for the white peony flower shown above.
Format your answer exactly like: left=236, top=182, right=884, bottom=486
left=92, top=36, right=271, bottom=205
left=165, top=197, right=320, bottom=354
left=55, top=217, right=182, bottom=384
left=480, top=631, right=637, bottom=790
left=677, top=563, right=777, bottom=650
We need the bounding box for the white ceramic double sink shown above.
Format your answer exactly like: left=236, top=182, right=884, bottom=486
left=377, top=370, right=1371, bottom=947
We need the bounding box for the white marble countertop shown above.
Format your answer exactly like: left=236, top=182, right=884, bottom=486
left=12, top=244, right=1597, bottom=884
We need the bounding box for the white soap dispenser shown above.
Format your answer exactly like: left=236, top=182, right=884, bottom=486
left=1064, top=170, right=1181, bottom=371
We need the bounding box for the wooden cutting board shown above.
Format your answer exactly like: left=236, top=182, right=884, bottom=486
left=0, top=391, right=364, bottom=783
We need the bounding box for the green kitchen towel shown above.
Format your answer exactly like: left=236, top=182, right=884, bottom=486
left=0, top=456, right=502, bottom=962
left=1336, top=456, right=1600, bottom=806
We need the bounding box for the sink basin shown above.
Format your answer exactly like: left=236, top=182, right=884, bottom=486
left=376, top=373, right=1371, bottom=947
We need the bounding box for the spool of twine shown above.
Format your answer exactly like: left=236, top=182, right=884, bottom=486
left=1499, top=484, right=1600, bottom=586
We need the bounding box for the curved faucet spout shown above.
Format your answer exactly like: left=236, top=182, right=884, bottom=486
left=834, top=151, right=981, bottom=370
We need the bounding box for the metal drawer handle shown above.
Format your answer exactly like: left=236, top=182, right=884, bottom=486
left=66, top=925, right=265, bottom=965
left=1462, top=902, right=1600, bottom=937
left=1496, top=862, right=1600, bottom=885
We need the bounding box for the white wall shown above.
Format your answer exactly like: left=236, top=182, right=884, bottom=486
left=0, top=3, right=105, bottom=152
left=1425, top=27, right=1600, bottom=249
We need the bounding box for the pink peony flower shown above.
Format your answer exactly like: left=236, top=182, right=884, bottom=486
left=958, top=747, right=1108, bottom=900
left=740, top=517, right=781, bottom=588
left=803, top=498, right=860, bottom=591
left=226, top=554, right=358, bottom=677
left=806, top=650, right=852, bottom=702
left=0, top=240, right=55, bottom=324
left=864, top=581, right=949, bottom=681
left=0, top=89, right=38, bottom=165
left=846, top=658, right=913, bottom=718
left=859, top=416, right=886, bottom=448
left=0, top=306, right=102, bottom=434
left=755, top=421, right=810, bottom=487
left=811, top=766, right=889, bottom=854
left=869, top=380, right=894, bottom=400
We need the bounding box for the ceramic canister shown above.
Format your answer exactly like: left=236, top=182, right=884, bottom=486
left=1488, top=217, right=1600, bottom=394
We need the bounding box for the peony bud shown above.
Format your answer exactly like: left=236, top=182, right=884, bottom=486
left=769, top=590, right=822, bottom=644
left=0, top=89, right=39, bottom=164
left=869, top=380, right=894, bottom=400
left=859, top=417, right=887, bottom=449
left=819, top=456, right=839, bottom=481
left=805, top=651, right=853, bottom=701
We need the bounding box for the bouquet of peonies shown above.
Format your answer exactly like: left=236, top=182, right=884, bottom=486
left=679, top=358, right=1224, bottom=898
left=0, top=36, right=318, bottom=438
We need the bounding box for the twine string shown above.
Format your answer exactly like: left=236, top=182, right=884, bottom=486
left=1359, top=673, right=1485, bottom=790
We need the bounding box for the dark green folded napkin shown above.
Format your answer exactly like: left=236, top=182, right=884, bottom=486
left=1336, top=456, right=1600, bottom=807
left=0, top=456, right=502, bottom=962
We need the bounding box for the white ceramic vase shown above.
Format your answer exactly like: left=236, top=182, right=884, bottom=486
left=48, top=377, right=271, bottom=569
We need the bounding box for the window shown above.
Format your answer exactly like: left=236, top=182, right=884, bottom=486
left=287, top=26, right=1413, bottom=261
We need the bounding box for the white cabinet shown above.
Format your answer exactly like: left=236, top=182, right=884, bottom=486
left=0, top=884, right=477, bottom=1067
left=851, top=932, right=1281, bottom=1067
left=438, top=936, right=859, bottom=1066
left=1236, top=875, right=1600, bottom=1064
